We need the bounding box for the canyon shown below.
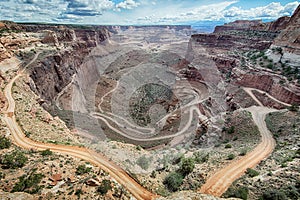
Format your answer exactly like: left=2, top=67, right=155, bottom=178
left=0, top=5, right=299, bottom=200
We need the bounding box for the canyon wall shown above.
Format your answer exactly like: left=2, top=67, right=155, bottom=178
left=237, top=74, right=300, bottom=104
left=190, top=31, right=275, bottom=51
left=29, top=26, right=110, bottom=102
left=272, top=5, right=300, bottom=66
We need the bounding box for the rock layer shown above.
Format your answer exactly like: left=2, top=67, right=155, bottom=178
left=237, top=74, right=300, bottom=104
left=29, top=27, right=110, bottom=102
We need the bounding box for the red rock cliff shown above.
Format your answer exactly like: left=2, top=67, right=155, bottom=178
left=237, top=74, right=300, bottom=104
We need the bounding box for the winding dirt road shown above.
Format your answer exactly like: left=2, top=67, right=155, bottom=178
left=3, top=53, right=285, bottom=199
left=199, top=90, right=279, bottom=196
left=2, top=55, right=157, bottom=200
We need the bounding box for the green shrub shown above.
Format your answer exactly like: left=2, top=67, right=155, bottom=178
left=163, top=172, right=183, bottom=192
left=0, top=137, right=11, bottom=149
left=267, top=63, right=273, bottom=69
left=155, top=186, right=169, bottom=197
left=246, top=168, right=259, bottom=177
left=283, top=185, right=300, bottom=199
left=227, top=154, right=235, bottom=160
left=40, top=149, right=53, bottom=156
left=193, top=152, right=209, bottom=164
left=172, top=153, right=184, bottom=165
left=224, top=186, right=249, bottom=200
left=136, top=155, right=150, bottom=170
left=75, top=189, right=82, bottom=198
left=227, top=126, right=235, bottom=134
left=76, top=164, right=91, bottom=175
left=97, top=180, right=112, bottom=195
left=1, top=151, right=28, bottom=169
left=12, top=171, right=44, bottom=194
left=260, top=190, right=287, bottom=200
left=136, top=145, right=142, bottom=151
left=239, top=149, right=247, bottom=156
left=179, top=157, right=195, bottom=176
left=288, top=104, right=299, bottom=112
left=225, top=144, right=232, bottom=149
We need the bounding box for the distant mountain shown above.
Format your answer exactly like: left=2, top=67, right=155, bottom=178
left=190, top=21, right=225, bottom=33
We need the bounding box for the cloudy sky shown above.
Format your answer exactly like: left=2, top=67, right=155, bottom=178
left=0, top=0, right=299, bottom=25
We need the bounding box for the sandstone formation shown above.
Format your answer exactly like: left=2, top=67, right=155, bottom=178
left=214, top=20, right=264, bottom=33
left=274, top=5, right=300, bottom=49
left=272, top=5, right=300, bottom=66
left=190, top=32, right=274, bottom=51
left=237, top=74, right=300, bottom=104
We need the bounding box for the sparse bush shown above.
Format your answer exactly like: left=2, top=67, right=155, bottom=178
left=267, top=63, right=273, bottom=69
left=155, top=186, right=169, bottom=197
left=76, top=164, right=91, bottom=175
left=260, top=190, right=287, bottom=200
left=136, top=155, right=150, bottom=170
left=97, top=180, right=112, bottom=195
left=239, top=149, right=247, bottom=156
left=193, top=152, right=209, bottom=164
left=0, top=171, right=4, bottom=179
left=136, top=145, right=142, bottom=151
left=288, top=104, right=299, bottom=112
left=214, top=143, right=221, bottom=147
left=223, top=126, right=235, bottom=134
left=283, top=185, right=300, bottom=199
left=225, top=144, right=232, bottom=149
left=227, top=154, right=235, bottom=160
left=75, top=189, right=82, bottom=198
left=163, top=172, right=183, bottom=192
left=1, top=150, right=28, bottom=169
left=179, top=157, right=195, bottom=176
left=40, top=149, right=53, bottom=156
left=246, top=168, right=259, bottom=177
left=0, top=136, right=11, bottom=149
left=224, top=186, right=249, bottom=200
left=150, top=170, right=156, bottom=178
left=12, top=170, right=44, bottom=194
left=172, top=153, right=184, bottom=165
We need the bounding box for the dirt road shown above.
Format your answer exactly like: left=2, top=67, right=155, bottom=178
left=2, top=55, right=157, bottom=200
left=199, top=93, right=277, bottom=196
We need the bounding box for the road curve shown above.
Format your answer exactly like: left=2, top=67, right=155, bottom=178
left=2, top=55, right=157, bottom=200
left=199, top=105, right=277, bottom=196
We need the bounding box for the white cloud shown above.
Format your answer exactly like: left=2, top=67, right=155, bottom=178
left=223, top=1, right=299, bottom=20
left=0, top=0, right=299, bottom=25
left=116, top=0, right=140, bottom=10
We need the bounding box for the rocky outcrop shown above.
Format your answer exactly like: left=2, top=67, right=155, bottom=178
left=237, top=74, right=300, bottom=104
left=41, top=31, right=59, bottom=46
left=0, top=42, right=11, bottom=61
left=270, top=84, right=300, bottom=105
left=0, top=191, right=33, bottom=200
left=214, top=18, right=290, bottom=33
left=193, top=16, right=295, bottom=52
left=212, top=56, right=238, bottom=73
left=179, top=65, right=204, bottom=82
left=0, top=21, right=41, bottom=62
left=237, top=74, right=273, bottom=91
left=267, top=16, right=291, bottom=32
left=0, top=21, right=22, bottom=32
left=214, top=20, right=264, bottom=33
left=271, top=5, right=300, bottom=65
left=191, top=32, right=274, bottom=51
left=274, top=5, right=300, bottom=48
